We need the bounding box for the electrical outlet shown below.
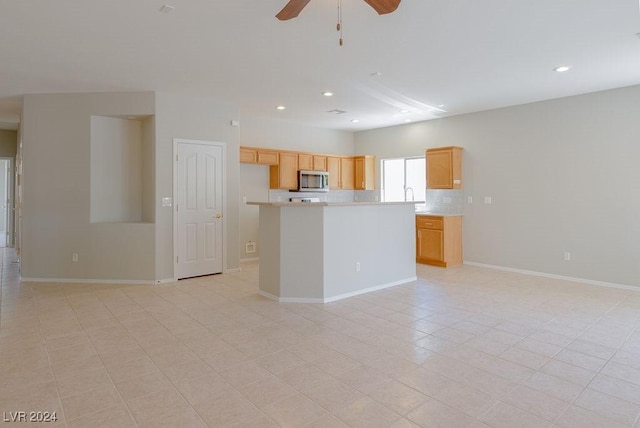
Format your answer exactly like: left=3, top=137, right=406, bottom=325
left=356, top=262, right=361, bottom=272
left=72, top=253, right=78, bottom=262
left=564, top=252, right=571, bottom=261
left=484, top=196, right=492, bottom=205
left=245, top=242, right=256, bottom=254
left=467, top=196, right=473, bottom=204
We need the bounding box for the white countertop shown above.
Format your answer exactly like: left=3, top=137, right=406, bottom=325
left=247, top=201, right=424, bottom=207
left=415, top=211, right=464, bottom=217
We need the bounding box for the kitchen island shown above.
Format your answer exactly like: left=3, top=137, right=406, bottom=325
left=247, top=201, right=417, bottom=303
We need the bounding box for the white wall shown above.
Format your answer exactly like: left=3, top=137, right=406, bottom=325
left=355, top=85, right=640, bottom=288
left=238, top=116, right=355, bottom=261
left=239, top=163, right=269, bottom=260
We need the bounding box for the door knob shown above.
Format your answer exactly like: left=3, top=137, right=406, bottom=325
left=214, top=214, right=222, bottom=219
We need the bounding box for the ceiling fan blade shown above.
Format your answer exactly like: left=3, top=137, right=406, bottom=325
left=363, top=0, right=401, bottom=15
left=276, top=0, right=312, bottom=20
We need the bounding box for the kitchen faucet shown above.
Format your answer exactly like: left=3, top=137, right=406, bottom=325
left=404, top=187, right=414, bottom=201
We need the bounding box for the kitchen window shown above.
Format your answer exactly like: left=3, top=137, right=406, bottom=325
left=381, top=157, right=425, bottom=204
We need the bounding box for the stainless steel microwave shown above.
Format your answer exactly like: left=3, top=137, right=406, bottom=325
left=297, top=170, right=329, bottom=192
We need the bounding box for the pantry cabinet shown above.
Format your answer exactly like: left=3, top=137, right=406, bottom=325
left=416, top=214, right=462, bottom=267
left=426, top=146, right=462, bottom=189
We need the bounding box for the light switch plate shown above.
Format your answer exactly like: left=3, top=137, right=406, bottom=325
left=484, top=196, right=492, bottom=205
left=162, top=197, right=172, bottom=207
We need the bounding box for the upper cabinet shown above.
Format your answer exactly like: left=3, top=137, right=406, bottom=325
left=240, top=147, right=257, bottom=163
left=240, top=147, right=279, bottom=165
left=298, top=153, right=313, bottom=171
left=269, top=152, right=298, bottom=190
left=240, top=146, right=376, bottom=191
left=426, top=146, right=463, bottom=189
left=354, top=155, right=375, bottom=190
left=327, top=156, right=341, bottom=189
left=313, top=155, right=327, bottom=172
left=340, top=157, right=355, bottom=190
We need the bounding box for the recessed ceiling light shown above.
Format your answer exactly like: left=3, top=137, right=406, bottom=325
left=276, top=105, right=286, bottom=110
left=322, top=92, right=334, bottom=97
left=553, top=65, right=571, bottom=73
left=404, top=119, right=412, bottom=123
left=400, top=109, right=410, bottom=114
left=351, top=119, right=360, bottom=123
left=159, top=5, right=175, bottom=13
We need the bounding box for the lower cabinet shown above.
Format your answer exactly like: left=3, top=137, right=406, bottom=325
left=416, top=215, right=462, bottom=267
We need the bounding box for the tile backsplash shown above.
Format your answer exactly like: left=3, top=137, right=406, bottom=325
left=424, top=189, right=464, bottom=214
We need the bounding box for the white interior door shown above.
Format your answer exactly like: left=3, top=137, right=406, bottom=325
left=176, top=141, right=223, bottom=279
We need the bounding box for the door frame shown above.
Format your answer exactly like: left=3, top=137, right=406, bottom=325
left=0, top=157, right=14, bottom=247
left=172, top=138, right=227, bottom=281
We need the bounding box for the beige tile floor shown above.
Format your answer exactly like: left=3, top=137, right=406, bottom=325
left=2, top=247, right=640, bottom=427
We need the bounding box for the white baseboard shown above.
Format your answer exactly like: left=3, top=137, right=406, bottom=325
left=224, top=267, right=242, bottom=273
left=240, top=257, right=259, bottom=263
left=20, top=277, right=159, bottom=285
left=463, top=261, right=639, bottom=292
left=257, top=276, right=418, bottom=304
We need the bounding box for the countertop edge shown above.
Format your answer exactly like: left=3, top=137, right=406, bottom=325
left=247, top=201, right=425, bottom=207
left=415, top=212, right=464, bottom=217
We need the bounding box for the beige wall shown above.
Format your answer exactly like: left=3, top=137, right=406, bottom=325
left=155, top=92, right=241, bottom=280
left=355, top=85, right=640, bottom=288
left=0, top=130, right=17, bottom=156
left=22, top=92, right=156, bottom=280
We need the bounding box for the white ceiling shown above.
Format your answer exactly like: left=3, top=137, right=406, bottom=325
left=1, top=0, right=640, bottom=131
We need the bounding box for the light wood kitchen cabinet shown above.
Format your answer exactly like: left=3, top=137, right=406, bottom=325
left=270, top=152, right=298, bottom=189
left=298, top=153, right=314, bottom=170
left=327, top=156, right=341, bottom=189
left=257, top=150, right=279, bottom=165
left=313, top=155, right=327, bottom=171
left=426, top=146, right=462, bottom=189
left=354, top=155, right=375, bottom=190
left=340, top=157, right=355, bottom=190
left=240, top=147, right=257, bottom=163
left=416, top=215, right=462, bottom=267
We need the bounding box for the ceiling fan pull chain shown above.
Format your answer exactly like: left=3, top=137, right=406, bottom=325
left=337, top=0, right=343, bottom=46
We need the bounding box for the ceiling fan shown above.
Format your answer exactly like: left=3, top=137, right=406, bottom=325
left=276, top=0, right=401, bottom=20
